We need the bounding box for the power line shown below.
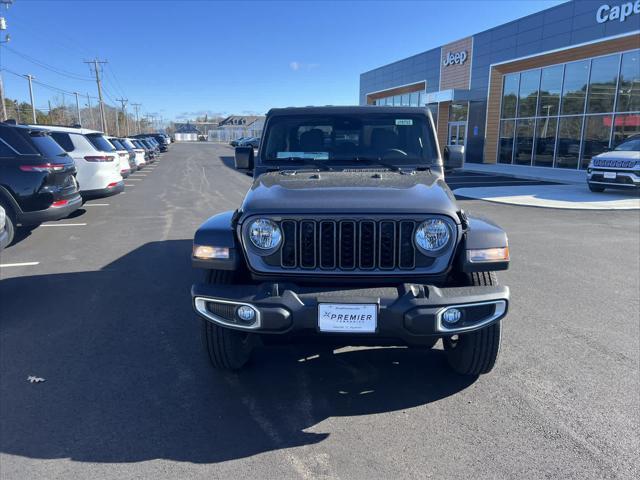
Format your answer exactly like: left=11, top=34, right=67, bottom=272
left=2, top=45, right=93, bottom=81
left=1, top=67, right=98, bottom=98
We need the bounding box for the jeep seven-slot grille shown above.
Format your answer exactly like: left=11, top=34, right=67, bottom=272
left=280, top=219, right=416, bottom=270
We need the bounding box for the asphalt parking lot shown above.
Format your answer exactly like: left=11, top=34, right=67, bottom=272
left=1, top=143, right=638, bottom=480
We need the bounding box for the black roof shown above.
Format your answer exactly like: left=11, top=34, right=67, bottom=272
left=266, top=105, right=428, bottom=117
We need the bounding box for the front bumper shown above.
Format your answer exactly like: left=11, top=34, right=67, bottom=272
left=17, top=193, right=83, bottom=225
left=192, top=282, right=509, bottom=342
left=588, top=168, right=640, bottom=189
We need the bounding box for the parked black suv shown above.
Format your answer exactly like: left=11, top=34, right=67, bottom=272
left=191, top=107, right=510, bottom=376
left=0, top=122, right=82, bottom=245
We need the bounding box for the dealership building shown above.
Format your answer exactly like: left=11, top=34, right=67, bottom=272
left=359, top=0, right=640, bottom=171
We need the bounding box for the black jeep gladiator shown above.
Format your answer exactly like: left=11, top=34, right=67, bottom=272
left=191, top=106, right=510, bottom=376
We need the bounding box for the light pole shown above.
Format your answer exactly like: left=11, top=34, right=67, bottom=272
left=73, top=92, right=81, bottom=126
left=24, top=74, right=36, bottom=123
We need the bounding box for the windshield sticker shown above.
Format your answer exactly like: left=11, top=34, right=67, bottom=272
left=395, top=119, right=413, bottom=126
left=277, top=151, right=329, bottom=160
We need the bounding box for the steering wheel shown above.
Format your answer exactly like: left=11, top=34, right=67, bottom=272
left=383, top=148, right=408, bottom=157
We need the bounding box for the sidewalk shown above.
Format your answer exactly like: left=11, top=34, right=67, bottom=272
left=453, top=184, right=639, bottom=210
left=462, top=163, right=585, bottom=185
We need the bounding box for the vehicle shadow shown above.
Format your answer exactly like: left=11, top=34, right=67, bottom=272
left=0, top=240, right=475, bottom=464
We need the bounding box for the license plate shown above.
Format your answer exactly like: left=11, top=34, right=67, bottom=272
left=604, top=171, right=616, bottom=179
left=318, top=303, right=377, bottom=333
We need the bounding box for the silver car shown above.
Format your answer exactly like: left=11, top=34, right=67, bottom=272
left=587, top=135, right=640, bottom=192
left=0, top=205, right=9, bottom=250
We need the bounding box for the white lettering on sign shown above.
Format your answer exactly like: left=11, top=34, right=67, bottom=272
left=443, top=50, right=468, bottom=67
left=596, top=1, right=640, bottom=23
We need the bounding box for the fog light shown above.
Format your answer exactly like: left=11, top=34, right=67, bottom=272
left=236, top=305, right=257, bottom=323
left=193, top=245, right=230, bottom=260
left=442, top=308, right=462, bottom=325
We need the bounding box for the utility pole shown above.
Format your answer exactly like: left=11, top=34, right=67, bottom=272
left=47, top=100, right=52, bottom=124
left=24, top=74, right=36, bottom=123
left=0, top=73, right=7, bottom=121
left=86, top=93, right=95, bottom=129
left=73, top=92, right=81, bottom=126
left=131, top=103, right=141, bottom=134
left=0, top=9, right=11, bottom=122
left=84, top=58, right=108, bottom=133
left=116, top=98, right=128, bottom=136
left=114, top=105, right=120, bottom=136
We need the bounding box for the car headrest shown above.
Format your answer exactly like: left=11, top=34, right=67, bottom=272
left=299, top=129, right=324, bottom=151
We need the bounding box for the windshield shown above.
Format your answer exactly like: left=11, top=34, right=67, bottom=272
left=615, top=137, right=640, bottom=152
left=262, top=113, right=437, bottom=166
left=87, top=134, right=116, bottom=152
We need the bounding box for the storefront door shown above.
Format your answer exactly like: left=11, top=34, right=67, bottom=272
left=448, top=122, right=467, bottom=147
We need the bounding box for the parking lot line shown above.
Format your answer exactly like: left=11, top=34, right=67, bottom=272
left=41, top=223, right=87, bottom=227
left=126, top=178, right=143, bottom=181
left=84, top=203, right=110, bottom=206
left=0, top=261, right=40, bottom=268
left=124, top=184, right=136, bottom=187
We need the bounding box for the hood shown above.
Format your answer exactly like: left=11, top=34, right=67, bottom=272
left=240, top=170, right=459, bottom=218
left=593, top=150, right=640, bottom=160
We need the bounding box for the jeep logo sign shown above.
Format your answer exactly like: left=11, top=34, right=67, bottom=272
left=596, top=1, right=640, bottom=23
left=443, top=50, right=468, bottom=67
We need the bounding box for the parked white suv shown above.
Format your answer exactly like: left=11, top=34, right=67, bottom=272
left=43, top=126, right=124, bottom=198
left=107, top=137, right=133, bottom=178
left=120, top=138, right=147, bottom=169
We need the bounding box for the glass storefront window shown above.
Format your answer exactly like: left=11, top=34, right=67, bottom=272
left=514, top=119, right=534, bottom=165
left=617, top=50, right=640, bottom=112
left=587, top=54, right=620, bottom=113
left=581, top=115, right=613, bottom=168
left=498, top=50, right=640, bottom=169
left=538, top=65, right=563, bottom=116
left=449, top=103, right=468, bottom=122
left=501, top=74, right=519, bottom=118
left=555, top=116, right=583, bottom=169
left=518, top=69, right=540, bottom=118
left=533, top=117, right=557, bottom=167
left=409, top=92, right=419, bottom=106
left=561, top=60, right=590, bottom=115
left=612, top=113, right=640, bottom=146
left=498, top=120, right=515, bottom=164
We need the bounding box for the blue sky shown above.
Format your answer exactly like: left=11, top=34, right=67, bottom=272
left=1, top=0, right=565, bottom=122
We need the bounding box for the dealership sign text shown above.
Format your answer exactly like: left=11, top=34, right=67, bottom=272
left=596, top=2, right=640, bottom=23
left=443, top=51, right=468, bottom=67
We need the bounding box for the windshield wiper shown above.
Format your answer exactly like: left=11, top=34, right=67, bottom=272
left=354, top=156, right=432, bottom=173
left=353, top=157, right=404, bottom=172
left=270, top=156, right=334, bottom=171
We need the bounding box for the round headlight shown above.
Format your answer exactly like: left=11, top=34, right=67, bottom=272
left=249, top=218, right=282, bottom=250
left=415, top=219, right=450, bottom=252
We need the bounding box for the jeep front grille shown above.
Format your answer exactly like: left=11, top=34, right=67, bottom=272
left=279, top=219, right=417, bottom=271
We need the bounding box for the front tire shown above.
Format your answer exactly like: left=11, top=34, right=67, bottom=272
left=444, top=271, right=502, bottom=376
left=200, top=269, right=256, bottom=371
left=588, top=183, right=605, bottom=193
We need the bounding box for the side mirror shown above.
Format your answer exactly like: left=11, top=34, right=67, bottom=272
left=235, top=146, right=254, bottom=170
left=443, top=145, right=464, bottom=170
left=443, top=146, right=450, bottom=162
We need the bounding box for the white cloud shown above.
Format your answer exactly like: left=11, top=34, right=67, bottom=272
left=289, top=61, right=319, bottom=72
